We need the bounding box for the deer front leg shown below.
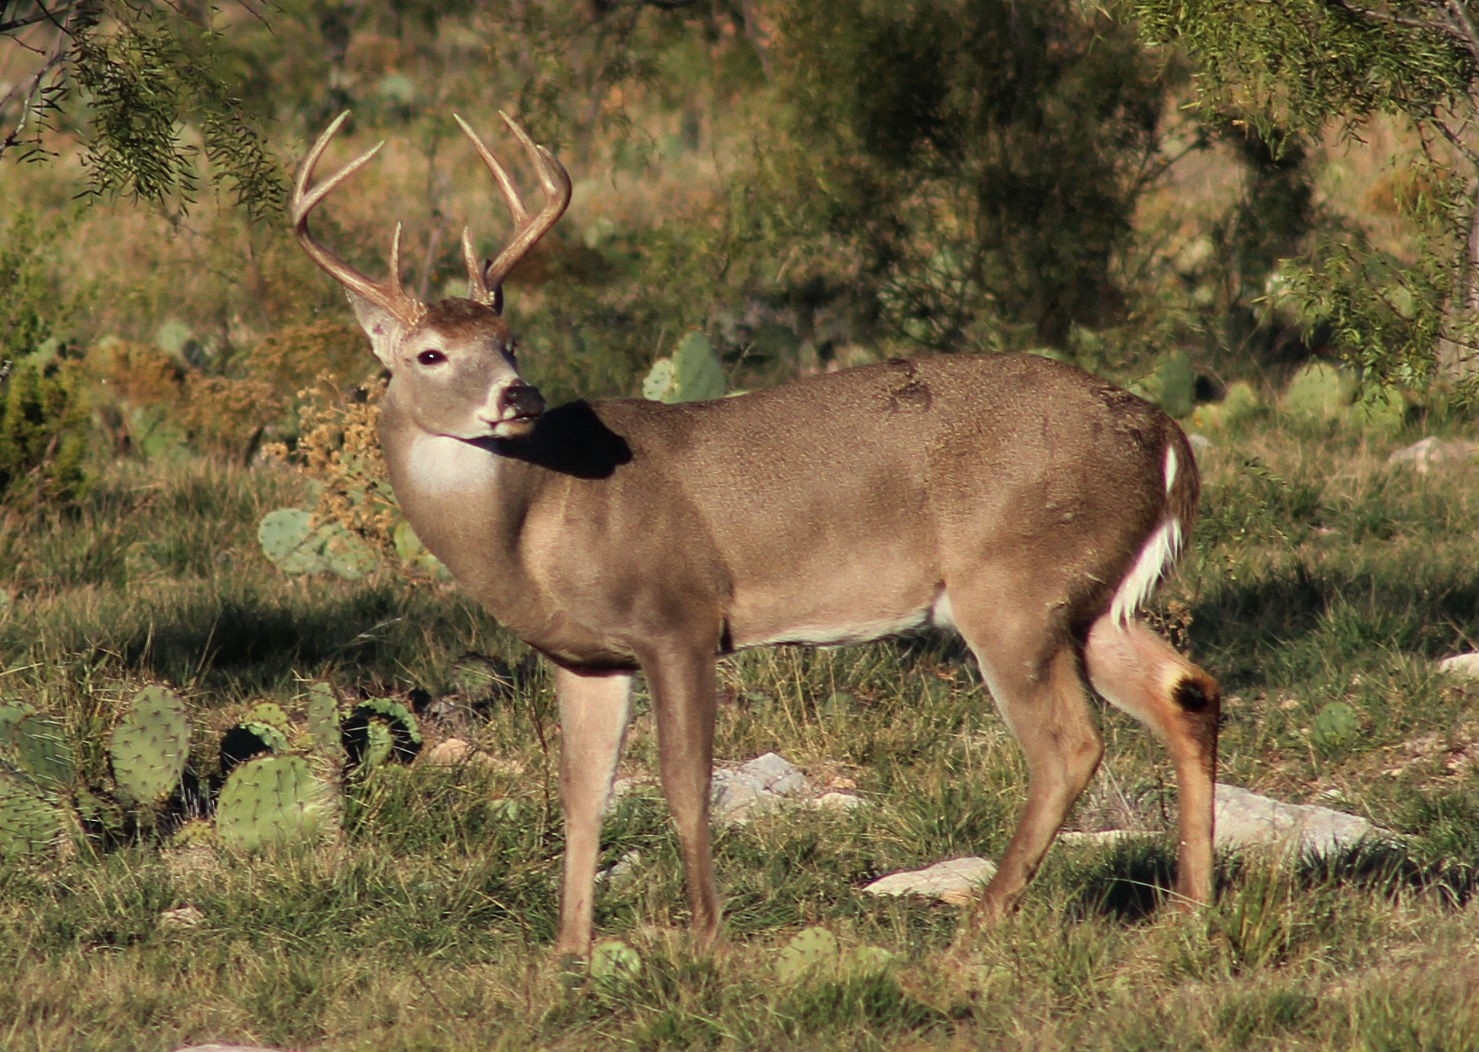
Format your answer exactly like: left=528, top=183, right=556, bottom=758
left=553, top=665, right=634, bottom=959
left=640, top=640, right=721, bottom=947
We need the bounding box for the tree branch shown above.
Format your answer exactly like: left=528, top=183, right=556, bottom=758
left=1325, top=0, right=1462, bottom=38
left=0, top=5, right=74, bottom=160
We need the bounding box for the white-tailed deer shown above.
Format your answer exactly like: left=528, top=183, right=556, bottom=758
left=293, top=111, right=1220, bottom=958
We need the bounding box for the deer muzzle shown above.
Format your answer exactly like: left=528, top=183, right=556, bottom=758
left=482, top=379, right=545, bottom=437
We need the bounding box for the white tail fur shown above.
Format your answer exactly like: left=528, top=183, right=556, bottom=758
left=1109, top=446, right=1184, bottom=626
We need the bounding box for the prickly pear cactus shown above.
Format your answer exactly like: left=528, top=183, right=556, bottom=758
left=258, top=508, right=379, bottom=580
left=642, top=331, right=727, bottom=403
left=641, top=357, right=676, bottom=401
left=1283, top=361, right=1355, bottom=418
left=0, top=703, right=77, bottom=858
left=257, top=508, right=330, bottom=575
left=110, top=685, right=190, bottom=806
left=0, top=702, right=25, bottom=744
left=219, top=701, right=293, bottom=773
left=215, top=754, right=335, bottom=851
left=776, top=926, right=841, bottom=982
left=7, top=710, right=76, bottom=791
left=341, top=698, right=422, bottom=769
left=304, top=682, right=345, bottom=761
left=393, top=519, right=448, bottom=578
left=245, top=702, right=292, bottom=736
left=0, top=768, right=66, bottom=860
left=321, top=522, right=379, bottom=580
left=1131, top=351, right=1197, bottom=419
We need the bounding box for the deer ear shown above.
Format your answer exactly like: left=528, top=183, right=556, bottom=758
left=346, top=290, right=406, bottom=369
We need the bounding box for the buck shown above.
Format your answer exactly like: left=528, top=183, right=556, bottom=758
left=292, top=111, right=1220, bottom=958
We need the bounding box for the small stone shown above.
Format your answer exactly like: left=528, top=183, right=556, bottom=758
left=811, top=791, right=865, bottom=812
left=1387, top=437, right=1477, bottom=473
left=863, top=856, right=998, bottom=904
left=710, top=752, right=810, bottom=825
left=420, top=737, right=523, bottom=775
left=1056, top=829, right=1149, bottom=849
left=1437, top=653, right=1479, bottom=681
left=159, top=905, right=206, bottom=930
left=596, top=849, right=642, bottom=887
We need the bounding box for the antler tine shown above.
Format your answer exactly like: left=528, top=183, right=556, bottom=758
left=453, top=110, right=573, bottom=306
left=292, top=111, right=425, bottom=326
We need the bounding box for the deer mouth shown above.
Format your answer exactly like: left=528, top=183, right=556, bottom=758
left=491, top=414, right=539, bottom=438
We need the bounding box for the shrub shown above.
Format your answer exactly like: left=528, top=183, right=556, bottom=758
left=0, top=212, right=88, bottom=504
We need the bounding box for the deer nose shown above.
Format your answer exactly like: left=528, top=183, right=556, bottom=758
left=497, top=379, right=545, bottom=422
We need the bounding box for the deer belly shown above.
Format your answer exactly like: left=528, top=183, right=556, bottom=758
left=727, top=580, right=946, bottom=650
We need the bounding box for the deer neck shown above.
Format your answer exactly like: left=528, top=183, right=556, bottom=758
left=377, top=404, right=536, bottom=608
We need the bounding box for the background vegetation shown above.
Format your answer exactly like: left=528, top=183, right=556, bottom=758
left=3, top=1, right=1479, bottom=1049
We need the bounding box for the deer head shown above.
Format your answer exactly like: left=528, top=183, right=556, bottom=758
left=291, top=110, right=571, bottom=441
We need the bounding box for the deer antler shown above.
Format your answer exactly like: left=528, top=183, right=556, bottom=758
left=453, top=111, right=573, bottom=311
left=292, top=111, right=426, bottom=327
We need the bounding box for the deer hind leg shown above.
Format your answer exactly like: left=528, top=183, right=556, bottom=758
left=640, top=640, right=722, bottom=947
left=1083, top=614, right=1221, bottom=907
left=961, top=625, right=1106, bottom=923
left=553, top=665, right=634, bottom=959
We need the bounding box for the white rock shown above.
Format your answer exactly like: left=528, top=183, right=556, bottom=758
left=420, top=737, right=524, bottom=775
left=1214, top=782, right=1385, bottom=857
left=863, top=856, right=998, bottom=904
left=158, top=905, right=206, bottom=930
left=1387, top=436, right=1477, bottom=473
left=710, top=752, right=810, bottom=825
left=1437, top=653, right=1479, bottom=681
left=1056, top=829, right=1150, bottom=849
left=596, top=849, right=642, bottom=887
left=811, top=791, right=866, bottom=812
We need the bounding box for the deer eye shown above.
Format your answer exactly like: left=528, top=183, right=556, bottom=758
left=416, top=349, right=446, bottom=366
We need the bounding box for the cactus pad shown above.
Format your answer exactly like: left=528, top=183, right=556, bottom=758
left=219, top=723, right=291, bottom=773
left=216, top=755, right=335, bottom=851
left=642, top=331, right=727, bottom=403
left=304, top=682, right=345, bottom=760
left=321, top=523, right=379, bottom=580
left=393, top=518, right=448, bottom=578
left=244, top=702, right=292, bottom=736
left=1284, top=361, right=1355, bottom=417
left=776, top=926, right=841, bottom=982
left=5, top=709, right=75, bottom=790
left=258, top=507, right=379, bottom=580
left=0, top=703, right=25, bottom=743
left=258, top=508, right=329, bottom=575
left=640, top=357, right=676, bottom=401
left=342, top=698, right=422, bottom=769
left=110, top=685, right=190, bottom=806
left=219, top=701, right=295, bottom=772
left=0, top=768, right=66, bottom=859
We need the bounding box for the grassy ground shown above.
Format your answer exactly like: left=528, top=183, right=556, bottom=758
left=3, top=392, right=1479, bottom=1051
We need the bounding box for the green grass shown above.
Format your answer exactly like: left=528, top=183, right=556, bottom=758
left=3, top=406, right=1479, bottom=1050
